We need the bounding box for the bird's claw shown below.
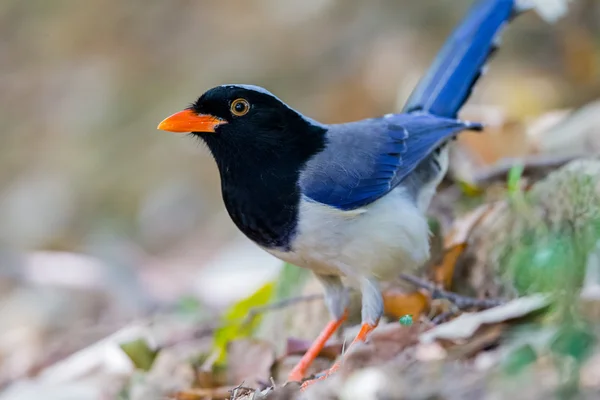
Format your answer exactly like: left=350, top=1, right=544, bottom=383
left=299, top=363, right=340, bottom=391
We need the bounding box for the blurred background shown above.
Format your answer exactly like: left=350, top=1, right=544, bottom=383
left=1, top=0, right=599, bottom=392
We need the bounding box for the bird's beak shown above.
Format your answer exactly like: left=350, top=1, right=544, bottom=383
left=157, top=109, right=227, bottom=133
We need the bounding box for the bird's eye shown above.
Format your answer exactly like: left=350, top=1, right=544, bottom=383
left=230, top=98, right=250, bottom=117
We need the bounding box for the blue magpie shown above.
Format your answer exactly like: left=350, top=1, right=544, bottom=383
left=158, top=0, right=532, bottom=385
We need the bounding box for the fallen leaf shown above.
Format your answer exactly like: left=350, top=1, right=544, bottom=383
left=212, top=282, right=274, bottom=366
left=444, top=203, right=496, bottom=248
left=446, top=323, right=506, bottom=360
left=420, top=295, right=550, bottom=344
left=226, top=338, right=275, bottom=387
left=382, top=290, right=429, bottom=320
left=433, top=244, right=467, bottom=289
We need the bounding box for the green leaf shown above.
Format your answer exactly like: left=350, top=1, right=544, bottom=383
left=211, top=282, right=275, bottom=365
left=119, top=338, right=159, bottom=372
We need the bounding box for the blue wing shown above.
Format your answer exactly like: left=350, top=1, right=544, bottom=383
left=302, top=0, right=522, bottom=210
left=403, top=0, right=518, bottom=118
left=301, top=113, right=482, bottom=210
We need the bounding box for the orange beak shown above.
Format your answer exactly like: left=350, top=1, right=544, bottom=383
left=157, top=109, right=227, bottom=133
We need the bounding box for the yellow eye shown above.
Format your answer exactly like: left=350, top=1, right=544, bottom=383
left=230, top=98, right=250, bottom=116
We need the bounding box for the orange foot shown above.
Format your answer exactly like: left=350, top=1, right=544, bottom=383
left=300, top=322, right=377, bottom=391
left=287, top=310, right=348, bottom=383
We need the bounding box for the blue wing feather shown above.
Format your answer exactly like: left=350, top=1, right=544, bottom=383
left=301, top=0, right=522, bottom=210
left=301, top=113, right=481, bottom=210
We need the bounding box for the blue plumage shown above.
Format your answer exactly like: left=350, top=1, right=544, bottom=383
left=403, top=0, right=516, bottom=117
left=301, top=114, right=482, bottom=210
left=301, top=0, right=519, bottom=211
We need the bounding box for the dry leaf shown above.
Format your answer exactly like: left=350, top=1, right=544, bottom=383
left=382, top=291, right=429, bottom=320
left=420, top=295, right=550, bottom=344
left=226, top=339, right=275, bottom=387
left=445, top=324, right=506, bottom=360
left=444, top=204, right=497, bottom=248
left=433, top=244, right=467, bottom=289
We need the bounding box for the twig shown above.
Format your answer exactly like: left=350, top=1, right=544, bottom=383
left=243, top=293, right=324, bottom=325
left=400, top=274, right=505, bottom=310
left=431, top=310, right=459, bottom=325
left=229, top=381, right=257, bottom=400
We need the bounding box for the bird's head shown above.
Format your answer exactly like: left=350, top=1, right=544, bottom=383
left=158, top=85, right=326, bottom=164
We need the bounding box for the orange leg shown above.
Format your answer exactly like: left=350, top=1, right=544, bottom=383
left=300, top=322, right=377, bottom=390
left=287, top=310, right=348, bottom=382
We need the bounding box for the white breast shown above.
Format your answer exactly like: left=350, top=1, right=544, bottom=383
left=265, top=187, right=431, bottom=283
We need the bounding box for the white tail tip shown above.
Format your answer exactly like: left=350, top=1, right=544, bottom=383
left=515, top=0, right=572, bottom=22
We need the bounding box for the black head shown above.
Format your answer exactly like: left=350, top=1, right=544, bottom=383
left=158, top=84, right=326, bottom=165
left=157, top=85, right=327, bottom=249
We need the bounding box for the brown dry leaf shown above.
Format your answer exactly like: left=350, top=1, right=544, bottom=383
left=226, top=339, right=275, bottom=388
left=419, top=295, right=549, bottom=344
left=382, top=290, right=429, bottom=320
left=432, top=244, right=467, bottom=289
left=445, top=323, right=506, bottom=360
left=444, top=203, right=496, bottom=248
left=427, top=203, right=497, bottom=291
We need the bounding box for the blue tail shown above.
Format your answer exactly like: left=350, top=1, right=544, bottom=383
left=403, top=0, right=523, bottom=118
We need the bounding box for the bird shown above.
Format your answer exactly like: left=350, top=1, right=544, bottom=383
left=158, top=0, right=533, bottom=387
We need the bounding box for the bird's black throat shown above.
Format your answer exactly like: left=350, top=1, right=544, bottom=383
left=197, top=121, right=327, bottom=250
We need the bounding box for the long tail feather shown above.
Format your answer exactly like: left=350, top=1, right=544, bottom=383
left=403, top=0, right=520, bottom=118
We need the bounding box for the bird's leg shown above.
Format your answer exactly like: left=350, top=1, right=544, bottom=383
left=308, top=322, right=377, bottom=381
left=300, top=278, right=382, bottom=390
left=287, top=275, right=348, bottom=383
left=287, top=310, right=348, bottom=382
